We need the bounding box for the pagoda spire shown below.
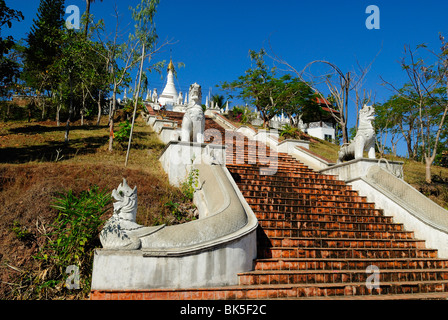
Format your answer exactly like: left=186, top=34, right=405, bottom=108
left=158, top=53, right=178, bottom=106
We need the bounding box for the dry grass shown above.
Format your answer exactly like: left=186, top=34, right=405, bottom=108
left=308, top=137, right=340, bottom=162
left=0, top=115, right=195, bottom=299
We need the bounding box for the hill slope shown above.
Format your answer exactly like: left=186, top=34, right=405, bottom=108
left=0, top=117, right=195, bottom=299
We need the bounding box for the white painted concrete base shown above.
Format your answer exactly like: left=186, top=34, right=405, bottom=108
left=91, top=232, right=256, bottom=290
left=319, top=158, right=404, bottom=181
left=350, top=177, right=448, bottom=258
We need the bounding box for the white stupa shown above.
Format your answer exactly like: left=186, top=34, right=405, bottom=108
left=158, top=59, right=178, bottom=106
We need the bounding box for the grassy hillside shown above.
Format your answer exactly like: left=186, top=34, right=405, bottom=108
left=0, top=116, right=196, bottom=299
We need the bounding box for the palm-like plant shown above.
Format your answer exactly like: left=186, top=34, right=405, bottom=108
left=211, top=94, right=226, bottom=109
left=280, top=124, right=303, bottom=140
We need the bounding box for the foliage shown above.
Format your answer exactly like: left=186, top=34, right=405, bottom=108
left=211, top=94, right=226, bottom=109
left=221, top=49, right=320, bottom=127
left=437, top=151, right=448, bottom=168
left=278, top=75, right=322, bottom=125
left=161, top=168, right=199, bottom=223
left=374, top=96, right=409, bottom=158
left=83, top=0, right=104, bottom=36
left=164, top=200, right=183, bottom=221
left=123, top=97, right=145, bottom=117
left=280, top=123, right=303, bottom=140
left=7, top=185, right=112, bottom=299
left=381, top=37, right=448, bottom=183
left=115, top=120, right=132, bottom=143
left=22, top=0, right=65, bottom=92
left=96, top=0, right=164, bottom=152
left=220, top=49, right=278, bottom=126
left=0, top=0, right=23, bottom=99
left=11, top=220, right=35, bottom=244
left=33, top=186, right=112, bottom=296
left=180, top=168, right=199, bottom=201
left=46, top=186, right=111, bottom=264
left=231, top=105, right=256, bottom=124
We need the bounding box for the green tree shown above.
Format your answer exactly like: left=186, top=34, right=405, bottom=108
left=221, top=49, right=282, bottom=127
left=221, top=50, right=321, bottom=129
left=378, top=88, right=420, bottom=159
left=52, top=19, right=110, bottom=139
left=94, top=0, right=169, bottom=153
left=125, top=0, right=165, bottom=166
left=278, top=75, right=321, bottom=126
left=383, top=39, right=448, bottom=183
left=211, top=94, right=226, bottom=109
left=95, top=11, right=137, bottom=152
left=373, top=101, right=401, bottom=157
left=0, top=0, right=24, bottom=99
left=23, top=0, right=65, bottom=94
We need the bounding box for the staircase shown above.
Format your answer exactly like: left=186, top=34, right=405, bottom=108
left=90, top=110, right=448, bottom=300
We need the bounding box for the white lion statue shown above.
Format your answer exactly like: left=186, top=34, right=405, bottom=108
left=337, top=104, right=375, bottom=163
left=181, top=83, right=205, bottom=143
left=100, top=179, right=164, bottom=250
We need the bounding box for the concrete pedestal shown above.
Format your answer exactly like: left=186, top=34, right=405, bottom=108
left=319, top=158, right=404, bottom=182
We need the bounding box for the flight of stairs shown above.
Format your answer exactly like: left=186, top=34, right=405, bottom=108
left=90, top=110, right=448, bottom=300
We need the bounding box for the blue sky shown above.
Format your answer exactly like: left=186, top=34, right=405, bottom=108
left=4, top=0, right=448, bottom=154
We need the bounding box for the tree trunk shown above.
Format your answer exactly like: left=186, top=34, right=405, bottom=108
left=56, top=104, right=61, bottom=126
left=109, top=97, right=115, bottom=151
left=125, top=44, right=145, bottom=167
left=108, top=119, right=114, bottom=151
left=81, top=89, right=87, bottom=126
left=96, top=90, right=102, bottom=126
left=84, top=1, right=91, bottom=37
left=425, top=157, right=432, bottom=184
left=108, top=88, right=117, bottom=152
left=65, top=73, right=73, bottom=143
left=263, top=118, right=268, bottom=128
left=341, top=121, right=349, bottom=144
left=41, top=102, right=45, bottom=120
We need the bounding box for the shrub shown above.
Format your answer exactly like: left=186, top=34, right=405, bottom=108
left=32, top=186, right=112, bottom=298
left=230, top=106, right=256, bottom=124
left=280, top=124, right=303, bottom=140
left=115, top=120, right=131, bottom=143
left=180, top=168, right=199, bottom=201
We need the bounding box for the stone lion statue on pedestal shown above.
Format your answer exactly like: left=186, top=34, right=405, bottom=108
left=337, top=105, right=375, bottom=163
left=100, top=179, right=163, bottom=250
left=181, top=83, right=205, bottom=143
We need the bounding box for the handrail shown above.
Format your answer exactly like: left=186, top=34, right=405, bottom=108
left=141, top=163, right=258, bottom=256
left=363, top=165, right=448, bottom=234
